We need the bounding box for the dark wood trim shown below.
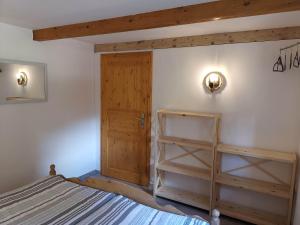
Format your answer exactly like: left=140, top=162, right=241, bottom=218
left=33, top=0, right=300, bottom=41
left=146, top=52, right=153, bottom=188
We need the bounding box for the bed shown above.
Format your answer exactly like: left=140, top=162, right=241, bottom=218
left=0, top=165, right=220, bottom=225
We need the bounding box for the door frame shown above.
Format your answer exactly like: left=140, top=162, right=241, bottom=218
left=100, top=51, right=153, bottom=186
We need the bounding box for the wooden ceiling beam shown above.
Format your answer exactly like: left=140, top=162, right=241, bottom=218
left=33, top=0, right=300, bottom=41
left=94, top=26, right=300, bottom=52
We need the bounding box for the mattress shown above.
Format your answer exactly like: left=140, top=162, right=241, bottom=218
left=0, top=175, right=209, bottom=225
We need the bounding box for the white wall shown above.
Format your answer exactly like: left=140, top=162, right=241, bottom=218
left=2, top=20, right=300, bottom=223
left=96, top=40, right=300, bottom=220
left=151, top=41, right=300, bottom=221
left=153, top=42, right=300, bottom=150
left=0, top=22, right=98, bottom=193
left=96, top=39, right=300, bottom=220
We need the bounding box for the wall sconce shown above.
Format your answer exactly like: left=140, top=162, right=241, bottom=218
left=17, top=72, right=28, bottom=86
left=0, top=59, right=47, bottom=104
left=204, top=72, right=225, bottom=93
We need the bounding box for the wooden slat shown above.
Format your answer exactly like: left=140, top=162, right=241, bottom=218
left=158, top=136, right=213, bottom=151
left=223, top=159, right=269, bottom=173
left=287, top=160, right=298, bottom=225
left=157, top=160, right=211, bottom=180
left=217, top=144, right=297, bottom=163
left=179, top=145, right=212, bottom=169
left=215, top=173, right=290, bottom=199
left=155, top=186, right=210, bottom=210
left=209, top=117, right=221, bottom=215
left=239, top=155, right=287, bottom=185
left=158, top=109, right=221, bottom=118
left=167, top=149, right=206, bottom=162
left=217, top=200, right=287, bottom=225
left=95, top=26, right=300, bottom=52
left=33, top=0, right=300, bottom=41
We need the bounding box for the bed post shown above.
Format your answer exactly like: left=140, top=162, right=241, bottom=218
left=211, top=209, right=220, bottom=225
left=49, top=164, right=56, bottom=176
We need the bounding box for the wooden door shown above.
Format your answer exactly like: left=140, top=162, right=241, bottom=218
left=101, top=52, right=152, bottom=186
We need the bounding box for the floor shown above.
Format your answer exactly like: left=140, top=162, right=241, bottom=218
left=82, top=172, right=252, bottom=225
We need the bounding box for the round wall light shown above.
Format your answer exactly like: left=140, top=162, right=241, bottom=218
left=17, top=72, right=28, bottom=86
left=203, top=71, right=225, bottom=93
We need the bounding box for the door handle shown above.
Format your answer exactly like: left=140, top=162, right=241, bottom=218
left=135, top=113, right=145, bottom=128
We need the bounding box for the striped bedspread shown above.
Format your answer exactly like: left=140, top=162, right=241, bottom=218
left=0, top=176, right=209, bottom=225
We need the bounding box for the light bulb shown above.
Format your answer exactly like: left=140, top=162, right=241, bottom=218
left=17, top=72, right=28, bottom=86
left=209, top=73, right=219, bottom=84
left=204, top=71, right=225, bottom=93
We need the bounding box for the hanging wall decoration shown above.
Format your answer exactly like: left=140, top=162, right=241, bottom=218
left=273, top=42, right=300, bottom=72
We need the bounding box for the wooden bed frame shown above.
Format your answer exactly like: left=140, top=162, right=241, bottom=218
left=49, top=164, right=220, bottom=225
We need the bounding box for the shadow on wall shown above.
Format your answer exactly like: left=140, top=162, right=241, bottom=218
left=36, top=117, right=98, bottom=177
left=0, top=105, right=98, bottom=194
left=0, top=22, right=97, bottom=194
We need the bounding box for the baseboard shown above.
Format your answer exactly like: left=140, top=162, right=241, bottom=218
left=79, top=170, right=100, bottom=180
left=79, top=170, right=154, bottom=191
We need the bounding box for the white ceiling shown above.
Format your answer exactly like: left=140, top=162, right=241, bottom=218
left=0, top=0, right=299, bottom=45
left=0, top=0, right=214, bottom=29
left=77, top=11, right=300, bottom=44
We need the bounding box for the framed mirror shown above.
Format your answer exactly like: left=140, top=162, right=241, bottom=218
left=0, top=59, right=47, bottom=104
